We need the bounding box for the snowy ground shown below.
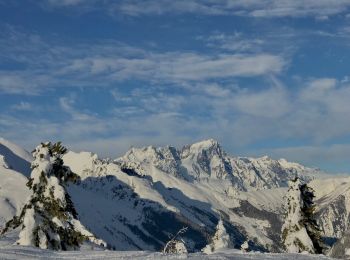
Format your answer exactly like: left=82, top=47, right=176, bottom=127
left=0, top=247, right=335, bottom=260
left=0, top=232, right=334, bottom=260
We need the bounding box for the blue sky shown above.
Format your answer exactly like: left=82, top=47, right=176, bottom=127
left=1, top=0, right=350, bottom=173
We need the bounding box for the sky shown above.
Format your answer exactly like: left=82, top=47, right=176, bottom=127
left=0, top=0, right=350, bottom=173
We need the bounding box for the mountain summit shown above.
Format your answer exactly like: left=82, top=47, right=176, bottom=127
left=117, top=138, right=320, bottom=191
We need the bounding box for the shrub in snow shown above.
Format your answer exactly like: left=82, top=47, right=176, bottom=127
left=202, top=219, right=231, bottom=254
left=163, top=227, right=188, bottom=254
left=241, top=240, right=250, bottom=252
left=1, top=142, right=106, bottom=250
left=163, top=240, right=188, bottom=254
left=281, top=177, right=324, bottom=254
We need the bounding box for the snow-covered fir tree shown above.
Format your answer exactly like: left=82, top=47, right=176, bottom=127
left=281, top=177, right=324, bottom=254
left=241, top=240, right=250, bottom=252
left=299, top=183, right=325, bottom=253
left=202, top=219, right=231, bottom=254
left=1, top=142, right=105, bottom=250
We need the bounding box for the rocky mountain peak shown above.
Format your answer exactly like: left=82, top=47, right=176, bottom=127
left=181, top=139, right=223, bottom=158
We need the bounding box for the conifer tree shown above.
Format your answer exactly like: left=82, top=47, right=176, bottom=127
left=2, top=142, right=105, bottom=250
left=281, top=177, right=324, bottom=254
left=300, top=183, right=325, bottom=254
left=202, top=219, right=231, bottom=254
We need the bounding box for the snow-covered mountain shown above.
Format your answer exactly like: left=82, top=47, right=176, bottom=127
left=0, top=138, right=32, bottom=177
left=59, top=139, right=325, bottom=252
left=117, top=139, right=321, bottom=192
left=310, top=177, right=350, bottom=239
left=0, top=137, right=348, bottom=256
left=0, top=139, right=31, bottom=228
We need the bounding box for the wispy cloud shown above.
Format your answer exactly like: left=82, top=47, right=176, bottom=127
left=46, top=0, right=86, bottom=6
left=66, top=53, right=284, bottom=81
left=262, top=143, right=350, bottom=173
left=2, top=76, right=350, bottom=168
left=11, top=101, right=33, bottom=111
left=40, top=0, right=350, bottom=18
left=1, top=4, right=350, bottom=173
left=0, top=72, right=52, bottom=95
left=112, top=0, right=350, bottom=18
left=0, top=27, right=286, bottom=95
left=200, top=32, right=265, bottom=53
left=59, top=95, right=95, bottom=121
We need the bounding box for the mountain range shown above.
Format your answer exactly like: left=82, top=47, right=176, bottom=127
left=0, top=137, right=348, bottom=256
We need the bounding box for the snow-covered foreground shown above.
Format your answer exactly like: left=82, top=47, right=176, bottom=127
left=0, top=231, right=334, bottom=259
left=0, top=251, right=335, bottom=260
left=0, top=247, right=335, bottom=260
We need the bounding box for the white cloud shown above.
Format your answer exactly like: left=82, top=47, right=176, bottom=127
left=232, top=86, right=290, bottom=118
left=200, top=83, right=233, bottom=97
left=1, top=75, right=350, bottom=173
left=260, top=144, right=350, bottom=173
left=62, top=53, right=285, bottom=82
left=40, top=0, right=350, bottom=18
left=59, top=95, right=95, bottom=121
left=0, top=28, right=286, bottom=95
left=11, top=102, right=33, bottom=111
left=0, top=72, right=50, bottom=95
left=111, top=0, right=350, bottom=18
left=203, top=32, right=265, bottom=52
left=300, top=78, right=337, bottom=100
left=47, top=0, right=86, bottom=6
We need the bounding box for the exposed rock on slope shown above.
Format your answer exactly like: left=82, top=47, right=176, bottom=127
left=329, top=229, right=350, bottom=259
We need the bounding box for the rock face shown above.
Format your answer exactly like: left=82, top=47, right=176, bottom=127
left=329, top=230, right=350, bottom=259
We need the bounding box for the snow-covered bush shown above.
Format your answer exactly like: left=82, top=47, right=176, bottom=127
left=241, top=240, right=250, bottom=252
left=163, top=227, right=188, bottom=254
left=2, top=142, right=105, bottom=250
left=202, top=219, right=231, bottom=254
left=281, top=177, right=324, bottom=254
left=163, top=240, right=188, bottom=254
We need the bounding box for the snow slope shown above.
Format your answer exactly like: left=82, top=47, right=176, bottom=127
left=0, top=138, right=347, bottom=257
left=0, top=232, right=334, bottom=260
left=0, top=155, right=30, bottom=229
left=0, top=138, right=31, bottom=228
left=0, top=138, right=32, bottom=177
left=310, top=177, right=350, bottom=239
left=61, top=139, right=318, bottom=252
